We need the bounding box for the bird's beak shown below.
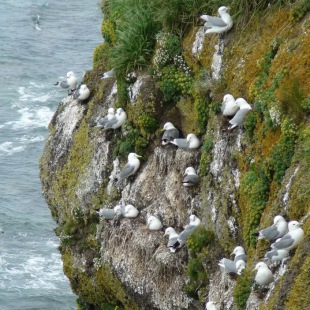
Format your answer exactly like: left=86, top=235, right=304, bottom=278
left=161, top=128, right=165, bottom=132
left=252, top=267, right=257, bottom=272
left=136, top=154, right=142, bottom=158
left=226, top=7, right=231, bottom=11
left=230, top=251, right=234, bottom=256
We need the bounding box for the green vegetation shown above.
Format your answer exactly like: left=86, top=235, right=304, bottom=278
left=233, top=269, right=253, bottom=309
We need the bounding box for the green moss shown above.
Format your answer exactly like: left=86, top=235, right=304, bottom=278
left=290, top=0, right=310, bottom=23
left=233, top=269, right=253, bottom=309
left=199, top=137, right=213, bottom=177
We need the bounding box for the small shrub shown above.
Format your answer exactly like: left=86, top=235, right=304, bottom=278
left=290, top=0, right=310, bottom=23
left=199, top=138, right=214, bottom=177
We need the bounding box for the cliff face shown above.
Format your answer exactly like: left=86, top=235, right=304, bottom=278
left=40, top=2, right=310, bottom=310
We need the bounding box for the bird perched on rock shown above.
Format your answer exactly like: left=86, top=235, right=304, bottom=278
left=182, top=167, right=199, bottom=187
left=172, top=215, right=201, bottom=249
left=258, top=215, right=288, bottom=242
left=72, top=84, right=90, bottom=102
left=169, top=133, right=200, bottom=149
left=96, top=205, right=123, bottom=220
left=115, top=153, right=141, bottom=183
left=264, top=248, right=289, bottom=263
left=54, top=71, right=78, bottom=94
left=101, top=68, right=115, bottom=79
left=270, top=221, right=304, bottom=251
left=92, top=108, right=115, bottom=129
left=231, top=246, right=248, bottom=262
left=147, top=215, right=163, bottom=231
left=103, top=108, right=127, bottom=131
left=228, top=98, right=252, bottom=130
left=253, top=262, right=274, bottom=286
left=200, top=6, right=233, bottom=35
left=124, top=204, right=139, bottom=218
left=164, top=227, right=179, bottom=253
left=206, top=301, right=218, bottom=310
left=221, top=94, right=238, bottom=117
left=219, top=257, right=246, bottom=275
left=161, top=122, right=179, bottom=145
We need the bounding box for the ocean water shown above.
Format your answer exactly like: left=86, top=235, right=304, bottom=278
left=0, top=1, right=102, bottom=309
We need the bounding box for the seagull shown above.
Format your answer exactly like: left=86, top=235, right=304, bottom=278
left=169, top=133, right=200, bottom=149
left=231, top=246, right=248, bottom=262
left=101, top=68, right=115, bottom=79
left=228, top=98, right=252, bottom=130
left=72, top=84, right=90, bottom=102
left=147, top=215, right=163, bottom=231
left=200, top=6, right=233, bottom=35
left=115, top=153, right=141, bottom=183
left=164, top=227, right=179, bottom=253
left=270, top=221, right=304, bottom=251
left=96, top=205, right=123, bottom=220
left=172, top=215, right=201, bottom=249
left=161, top=122, right=179, bottom=145
left=92, top=108, right=115, bottom=129
left=253, top=262, right=274, bottom=286
left=206, top=301, right=218, bottom=310
left=54, top=71, right=78, bottom=93
left=103, top=108, right=127, bottom=130
left=265, top=248, right=289, bottom=262
left=221, top=94, right=238, bottom=117
left=182, top=167, right=199, bottom=187
left=124, top=204, right=139, bottom=218
left=258, top=215, right=288, bottom=242
left=219, top=258, right=246, bottom=275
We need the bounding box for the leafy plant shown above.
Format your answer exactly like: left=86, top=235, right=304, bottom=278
left=233, top=269, right=253, bottom=309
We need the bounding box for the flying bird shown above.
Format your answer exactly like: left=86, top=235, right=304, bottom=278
left=200, top=6, right=233, bottom=35
left=115, top=153, right=141, bottom=183
left=161, top=122, right=179, bottom=145
left=228, top=98, right=252, bottom=130
left=169, top=133, right=200, bottom=149
left=182, top=167, right=199, bottom=187
left=258, top=215, right=288, bottom=242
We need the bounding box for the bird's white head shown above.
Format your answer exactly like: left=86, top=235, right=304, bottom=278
left=218, top=6, right=229, bottom=14
left=184, top=167, right=196, bottom=176
left=116, top=108, right=124, bottom=114
left=288, top=221, right=302, bottom=231
left=80, top=84, right=88, bottom=91
left=254, top=262, right=268, bottom=271
left=186, top=133, right=195, bottom=142
left=273, top=215, right=286, bottom=225
left=67, top=71, right=75, bottom=78
left=232, top=246, right=245, bottom=256
left=108, top=107, right=115, bottom=114
left=124, top=204, right=134, bottom=214
left=128, top=153, right=141, bottom=160
left=164, top=227, right=175, bottom=236
left=163, top=122, right=175, bottom=131
left=223, top=94, right=234, bottom=103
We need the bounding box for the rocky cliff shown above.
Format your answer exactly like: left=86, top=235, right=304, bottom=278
left=40, top=1, right=310, bottom=309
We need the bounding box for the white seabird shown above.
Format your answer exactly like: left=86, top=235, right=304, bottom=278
left=258, top=215, right=288, bottom=242
left=164, top=227, right=179, bottom=253
left=96, top=205, right=123, bottom=220
left=124, top=204, right=139, bottom=218
left=200, top=6, right=233, bottom=35
left=182, top=167, right=199, bottom=187
left=221, top=94, right=238, bottom=117
left=93, top=108, right=115, bottom=129
left=228, top=98, right=252, bottom=130
left=101, top=68, right=115, bottom=79
left=270, top=221, right=304, bottom=251
left=231, top=246, right=248, bottom=262
left=73, top=84, right=90, bottom=102
left=147, top=215, right=163, bottom=231
left=54, top=71, right=78, bottom=92
left=219, top=258, right=246, bottom=275
left=265, top=248, right=289, bottom=262
left=169, top=133, right=200, bottom=149
left=161, top=122, right=179, bottom=145
left=115, top=153, right=141, bottom=183
left=206, top=301, right=218, bottom=310
left=254, top=262, right=274, bottom=286
left=103, top=108, right=127, bottom=130
left=172, top=215, right=201, bottom=249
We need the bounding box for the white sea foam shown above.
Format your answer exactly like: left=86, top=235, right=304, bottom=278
left=0, top=142, right=25, bottom=156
